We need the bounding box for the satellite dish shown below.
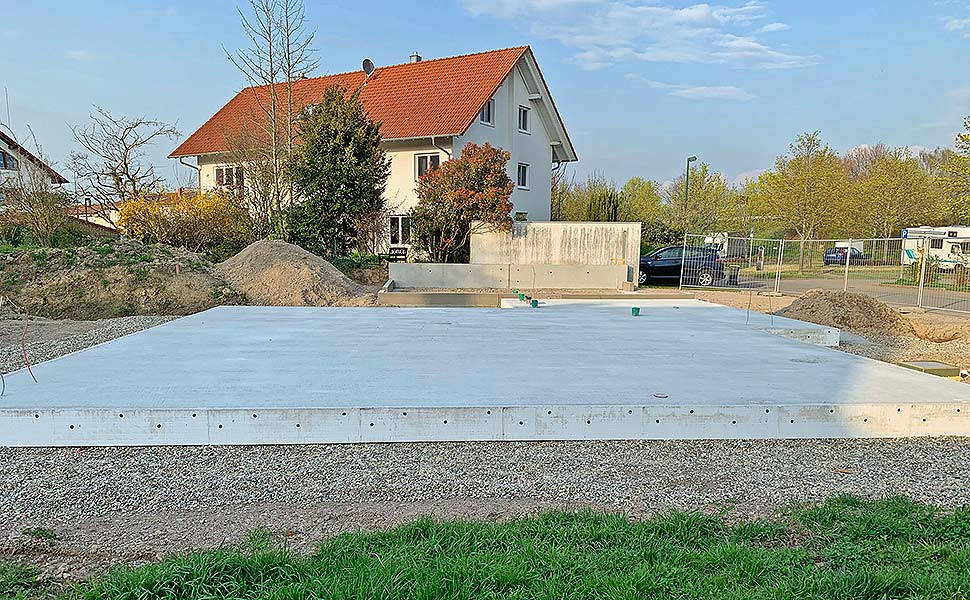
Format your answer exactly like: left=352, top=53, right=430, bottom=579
left=362, top=58, right=375, bottom=78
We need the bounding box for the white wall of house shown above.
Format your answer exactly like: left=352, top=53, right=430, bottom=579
left=454, top=65, right=554, bottom=222
left=0, top=144, right=59, bottom=190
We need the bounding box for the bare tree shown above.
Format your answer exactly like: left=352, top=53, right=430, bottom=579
left=69, top=108, right=178, bottom=226
left=225, top=0, right=318, bottom=238
left=0, top=128, right=70, bottom=246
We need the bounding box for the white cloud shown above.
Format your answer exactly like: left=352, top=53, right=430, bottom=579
left=731, top=168, right=766, bottom=186
left=66, top=50, right=96, bottom=62
left=627, top=74, right=754, bottom=100
left=459, top=0, right=816, bottom=71
left=942, top=15, right=970, bottom=35
left=758, top=22, right=790, bottom=32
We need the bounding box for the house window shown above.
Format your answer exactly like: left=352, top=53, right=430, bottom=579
left=215, top=166, right=244, bottom=187
left=389, top=215, right=411, bottom=246
left=517, top=106, right=530, bottom=133
left=930, top=238, right=944, bottom=250
left=415, top=153, right=440, bottom=179
left=516, top=163, right=529, bottom=189
left=0, top=151, right=18, bottom=171
left=479, top=99, right=495, bottom=126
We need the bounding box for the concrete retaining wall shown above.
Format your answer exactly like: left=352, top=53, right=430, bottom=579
left=509, top=264, right=630, bottom=290
left=471, top=221, right=642, bottom=283
left=390, top=263, right=631, bottom=290
left=389, top=263, right=510, bottom=289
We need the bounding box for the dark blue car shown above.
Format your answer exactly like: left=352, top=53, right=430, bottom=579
left=639, top=246, right=725, bottom=286
left=823, top=247, right=866, bottom=265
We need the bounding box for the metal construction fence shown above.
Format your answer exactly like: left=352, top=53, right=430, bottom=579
left=680, top=234, right=970, bottom=314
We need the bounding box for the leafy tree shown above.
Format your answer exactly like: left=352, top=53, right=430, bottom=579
left=585, top=188, right=620, bottom=221
left=285, top=85, right=390, bottom=255
left=620, top=177, right=663, bottom=223
left=938, top=116, right=970, bottom=223
left=850, top=148, right=944, bottom=239
left=410, top=142, right=514, bottom=263
left=663, top=162, right=738, bottom=235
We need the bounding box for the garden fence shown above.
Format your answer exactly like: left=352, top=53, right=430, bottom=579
left=680, top=234, right=970, bottom=314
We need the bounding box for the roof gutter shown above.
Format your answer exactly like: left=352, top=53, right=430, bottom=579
left=178, top=157, right=201, bottom=190
left=430, top=136, right=452, bottom=159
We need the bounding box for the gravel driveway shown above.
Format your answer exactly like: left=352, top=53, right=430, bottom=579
left=2, top=438, right=969, bottom=580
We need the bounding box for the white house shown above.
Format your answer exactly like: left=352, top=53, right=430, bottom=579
left=0, top=130, right=68, bottom=191
left=169, top=46, right=577, bottom=249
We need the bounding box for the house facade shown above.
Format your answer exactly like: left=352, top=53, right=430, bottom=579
left=169, top=46, right=577, bottom=249
left=0, top=130, right=68, bottom=191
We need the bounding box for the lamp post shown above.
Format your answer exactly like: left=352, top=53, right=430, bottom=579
left=684, top=155, right=697, bottom=234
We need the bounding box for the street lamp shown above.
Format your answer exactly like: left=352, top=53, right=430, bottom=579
left=684, top=156, right=697, bottom=234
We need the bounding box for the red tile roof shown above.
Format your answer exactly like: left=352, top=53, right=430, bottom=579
left=170, top=46, right=530, bottom=158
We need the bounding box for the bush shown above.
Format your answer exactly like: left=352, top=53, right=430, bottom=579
left=119, top=191, right=253, bottom=259
left=411, top=142, right=514, bottom=263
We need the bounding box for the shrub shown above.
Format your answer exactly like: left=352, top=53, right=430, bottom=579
left=411, top=142, right=514, bottom=263
left=118, top=191, right=253, bottom=258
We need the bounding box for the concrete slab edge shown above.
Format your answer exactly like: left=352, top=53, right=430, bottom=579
left=3, top=402, right=967, bottom=446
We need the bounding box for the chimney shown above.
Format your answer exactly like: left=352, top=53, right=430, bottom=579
left=409, top=51, right=422, bottom=63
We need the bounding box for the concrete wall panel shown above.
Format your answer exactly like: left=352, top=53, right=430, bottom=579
left=509, top=265, right=629, bottom=289
left=389, top=263, right=510, bottom=289
left=472, top=221, right=642, bottom=283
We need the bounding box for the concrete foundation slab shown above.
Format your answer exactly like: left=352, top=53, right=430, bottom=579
left=3, top=302, right=968, bottom=446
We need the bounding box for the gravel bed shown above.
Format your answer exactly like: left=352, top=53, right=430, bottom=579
left=2, top=438, right=969, bottom=579
left=0, top=316, right=175, bottom=374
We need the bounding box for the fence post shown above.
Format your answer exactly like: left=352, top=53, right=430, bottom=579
left=843, top=239, right=852, bottom=292
left=774, top=239, right=784, bottom=294
left=678, top=234, right=688, bottom=289
left=917, top=245, right=928, bottom=309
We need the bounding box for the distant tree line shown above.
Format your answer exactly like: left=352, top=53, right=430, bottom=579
left=554, top=120, right=970, bottom=251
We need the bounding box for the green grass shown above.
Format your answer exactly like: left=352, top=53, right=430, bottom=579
left=0, top=561, right=39, bottom=599
left=54, top=496, right=970, bottom=600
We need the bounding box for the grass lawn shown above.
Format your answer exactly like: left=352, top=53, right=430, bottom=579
left=12, top=496, right=970, bottom=599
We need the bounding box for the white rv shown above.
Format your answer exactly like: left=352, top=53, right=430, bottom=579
left=900, top=226, right=970, bottom=270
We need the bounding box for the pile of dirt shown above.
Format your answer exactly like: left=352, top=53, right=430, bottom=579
left=0, top=240, right=242, bottom=320
left=780, top=289, right=915, bottom=336
left=215, top=240, right=377, bottom=306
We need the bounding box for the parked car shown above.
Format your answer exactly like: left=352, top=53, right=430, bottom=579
left=639, top=246, right=725, bottom=286
left=823, top=247, right=867, bottom=265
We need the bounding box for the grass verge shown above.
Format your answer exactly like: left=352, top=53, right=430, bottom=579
left=32, top=496, right=967, bottom=600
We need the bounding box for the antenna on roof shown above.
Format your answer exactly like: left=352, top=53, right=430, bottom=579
left=362, top=58, right=376, bottom=80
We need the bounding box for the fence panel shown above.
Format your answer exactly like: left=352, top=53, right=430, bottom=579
left=678, top=234, right=970, bottom=315
left=680, top=234, right=783, bottom=291
left=914, top=237, right=970, bottom=313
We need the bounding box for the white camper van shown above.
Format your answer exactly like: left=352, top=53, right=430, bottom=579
left=901, top=226, right=970, bottom=270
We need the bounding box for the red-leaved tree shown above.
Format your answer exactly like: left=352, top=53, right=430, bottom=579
left=410, top=142, right=514, bottom=263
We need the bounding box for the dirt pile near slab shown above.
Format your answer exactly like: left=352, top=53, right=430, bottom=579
left=0, top=241, right=242, bottom=320
left=215, top=240, right=377, bottom=306
left=780, top=289, right=915, bottom=336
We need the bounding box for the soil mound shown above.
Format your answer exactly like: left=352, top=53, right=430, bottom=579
left=780, top=289, right=915, bottom=336
left=215, top=240, right=377, bottom=306
left=0, top=240, right=241, bottom=320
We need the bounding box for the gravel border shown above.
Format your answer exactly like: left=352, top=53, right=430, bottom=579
left=0, top=316, right=175, bottom=374
left=2, top=438, right=969, bottom=579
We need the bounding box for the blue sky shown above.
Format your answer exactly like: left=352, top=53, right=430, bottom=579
left=2, top=0, right=969, bottom=188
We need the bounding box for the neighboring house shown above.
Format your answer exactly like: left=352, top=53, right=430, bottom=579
left=169, top=46, right=577, bottom=249
left=69, top=202, right=120, bottom=231
left=0, top=130, right=68, bottom=191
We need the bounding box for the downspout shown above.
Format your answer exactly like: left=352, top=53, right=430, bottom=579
left=431, top=136, right=452, bottom=159
left=178, top=157, right=201, bottom=190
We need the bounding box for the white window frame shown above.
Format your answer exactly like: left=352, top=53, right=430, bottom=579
left=215, top=165, right=244, bottom=188
left=415, top=153, right=440, bottom=180
left=516, top=163, right=530, bottom=190
left=389, top=215, right=411, bottom=247
left=517, top=105, right=531, bottom=134
left=479, top=99, right=495, bottom=126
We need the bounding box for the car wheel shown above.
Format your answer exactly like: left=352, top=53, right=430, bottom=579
left=638, top=270, right=648, bottom=286
left=697, top=269, right=715, bottom=287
